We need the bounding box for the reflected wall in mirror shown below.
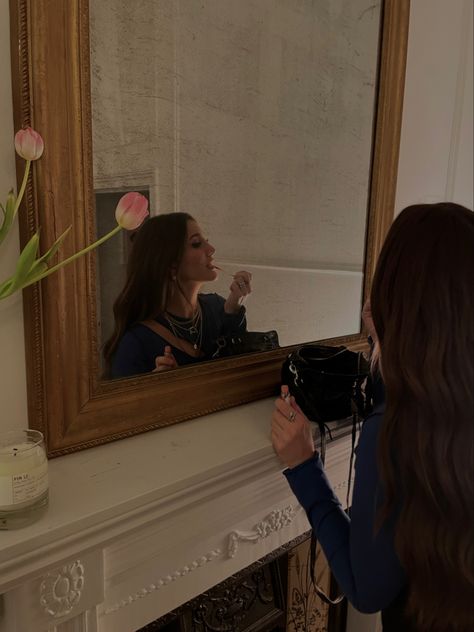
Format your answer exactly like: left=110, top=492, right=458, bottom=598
left=10, top=0, right=409, bottom=455
left=91, top=1, right=381, bottom=379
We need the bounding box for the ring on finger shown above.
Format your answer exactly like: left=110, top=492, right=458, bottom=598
left=288, top=410, right=297, bottom=423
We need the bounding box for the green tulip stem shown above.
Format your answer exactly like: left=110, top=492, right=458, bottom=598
left=21, top=224, right=123, bottom=290
left=13, top=160, right=31, bottom=219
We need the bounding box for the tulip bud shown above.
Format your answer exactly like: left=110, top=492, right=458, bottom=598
left=14, top=127, right=44, bottom=161
left=115, top=192, right=149, bottom=230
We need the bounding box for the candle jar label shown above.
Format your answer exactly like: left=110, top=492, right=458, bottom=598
left=0, top=461, right=48, bottom=508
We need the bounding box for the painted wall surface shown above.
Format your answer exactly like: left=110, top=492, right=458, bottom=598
left=395, top=0, right=473, bottom=212
left=0, top=0, right=28, bottom=432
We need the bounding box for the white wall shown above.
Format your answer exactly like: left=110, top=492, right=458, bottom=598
left=0, top=0, right=28, bottom=432
left=395, top=0, right=473, bottom=212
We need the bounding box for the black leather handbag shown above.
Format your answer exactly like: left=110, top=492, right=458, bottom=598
left=281, top=344, right=372, bottom=461
left=213, top=330, right=280, bottom=358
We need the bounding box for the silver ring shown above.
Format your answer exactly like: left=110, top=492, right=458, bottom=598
left=288, top=410, right=297, bottom=423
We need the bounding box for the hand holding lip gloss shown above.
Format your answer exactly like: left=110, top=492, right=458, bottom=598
left=223, top=269, right=253, bottom=313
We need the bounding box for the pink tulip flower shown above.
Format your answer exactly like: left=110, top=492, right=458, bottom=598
left=14, top=127, right=44, bottom=161
left=115, top=192, right=149, bottom=230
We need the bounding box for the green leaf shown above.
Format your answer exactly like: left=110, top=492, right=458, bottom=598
left=0, top=278, right=14, bottom=300
left=35, top=225, right=72, bottom=265
left=0, top=227, right=74, bottom=299
left=9, top=231, right=40, bottom=291
left=18, top=226, right=72, bottom=289
left=0, top=190, right=17, bottom=247
left=23, top=260, right=49, bottom=284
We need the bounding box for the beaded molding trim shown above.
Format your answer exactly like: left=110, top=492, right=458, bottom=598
left=103, top=548, right=222, bottom=614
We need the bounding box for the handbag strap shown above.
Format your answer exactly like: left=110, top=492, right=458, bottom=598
left=140, top=319, right=204, bottom=359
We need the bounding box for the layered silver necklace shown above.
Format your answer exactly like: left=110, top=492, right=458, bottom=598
left=164, top=303, right=203, bottom=351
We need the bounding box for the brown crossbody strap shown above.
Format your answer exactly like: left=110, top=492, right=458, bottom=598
left=140, top=319, right=203, bottom=358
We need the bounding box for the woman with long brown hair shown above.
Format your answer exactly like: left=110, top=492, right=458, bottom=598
left=271, top=202, right=473, bottom=631
left=104, top=212, right=252, bottom=378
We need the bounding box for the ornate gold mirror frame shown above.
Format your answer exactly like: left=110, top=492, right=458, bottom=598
left=9, top=0, right=409, bottom=457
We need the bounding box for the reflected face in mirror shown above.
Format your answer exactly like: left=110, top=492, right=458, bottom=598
left=176, top=220, right=218, bottom=285
left=103, top=213, right=253, bottom=380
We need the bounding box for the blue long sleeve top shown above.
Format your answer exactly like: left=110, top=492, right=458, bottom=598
left=284, top=403, right=406, bottom=614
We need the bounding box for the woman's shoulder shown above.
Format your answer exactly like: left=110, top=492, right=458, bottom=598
left=111, top=324, right=160, bottom=378
left=113, top=324, right=162, bottom=362
left=120, top=322, right=161, bottom=344
left=198, top=292, right=225, bottom=311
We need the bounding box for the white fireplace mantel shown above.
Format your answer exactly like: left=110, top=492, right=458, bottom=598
left=0, top=398, right=355, bottom=632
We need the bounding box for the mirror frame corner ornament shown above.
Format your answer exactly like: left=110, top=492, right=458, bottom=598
left=9, top=0, right=410, bottom=456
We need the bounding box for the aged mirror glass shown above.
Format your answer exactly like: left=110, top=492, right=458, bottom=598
left=90, top=0, right=382, bottom=376
left=10, top=0, right=409, bottom=455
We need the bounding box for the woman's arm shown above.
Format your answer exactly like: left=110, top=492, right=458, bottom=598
left=283, top=413, right=405, bottom=613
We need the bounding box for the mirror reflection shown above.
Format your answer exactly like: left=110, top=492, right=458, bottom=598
left=91, top=0, right=382, bottom=377
left=103, top=213, right=263, bottom=378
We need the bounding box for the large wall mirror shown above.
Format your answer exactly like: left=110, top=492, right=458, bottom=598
left=10, top=0, right=409, bottom=456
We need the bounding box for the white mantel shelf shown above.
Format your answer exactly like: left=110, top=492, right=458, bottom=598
left=0, top=398, right=354, bottom=632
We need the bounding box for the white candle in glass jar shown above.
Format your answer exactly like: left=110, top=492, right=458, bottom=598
left=0, top=430, right=48, bottom=512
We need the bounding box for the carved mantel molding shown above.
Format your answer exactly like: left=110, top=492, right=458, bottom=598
left=0, top=402, right=355, bottom=632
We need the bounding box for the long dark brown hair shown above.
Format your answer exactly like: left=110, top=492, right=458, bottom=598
left=371, top=203, right=474, bottom=631
left=103, top=212, right=193, bottom=373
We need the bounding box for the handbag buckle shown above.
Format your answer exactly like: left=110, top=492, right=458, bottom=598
left=289, top=361, right=300, bottom=385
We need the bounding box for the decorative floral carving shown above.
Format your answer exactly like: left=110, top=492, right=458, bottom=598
left=227, top=505, right=302, bottom=558
left=40, top=560, right=85, bottom=618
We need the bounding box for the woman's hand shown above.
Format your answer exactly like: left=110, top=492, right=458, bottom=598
left=153, top=346, right=178, bottom=372
left=271, top=389, right=315, bottom=469
left=224, top=270, right=252, bottom=314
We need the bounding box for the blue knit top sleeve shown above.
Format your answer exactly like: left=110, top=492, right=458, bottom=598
left=283, top=408, right=406, bottom=613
